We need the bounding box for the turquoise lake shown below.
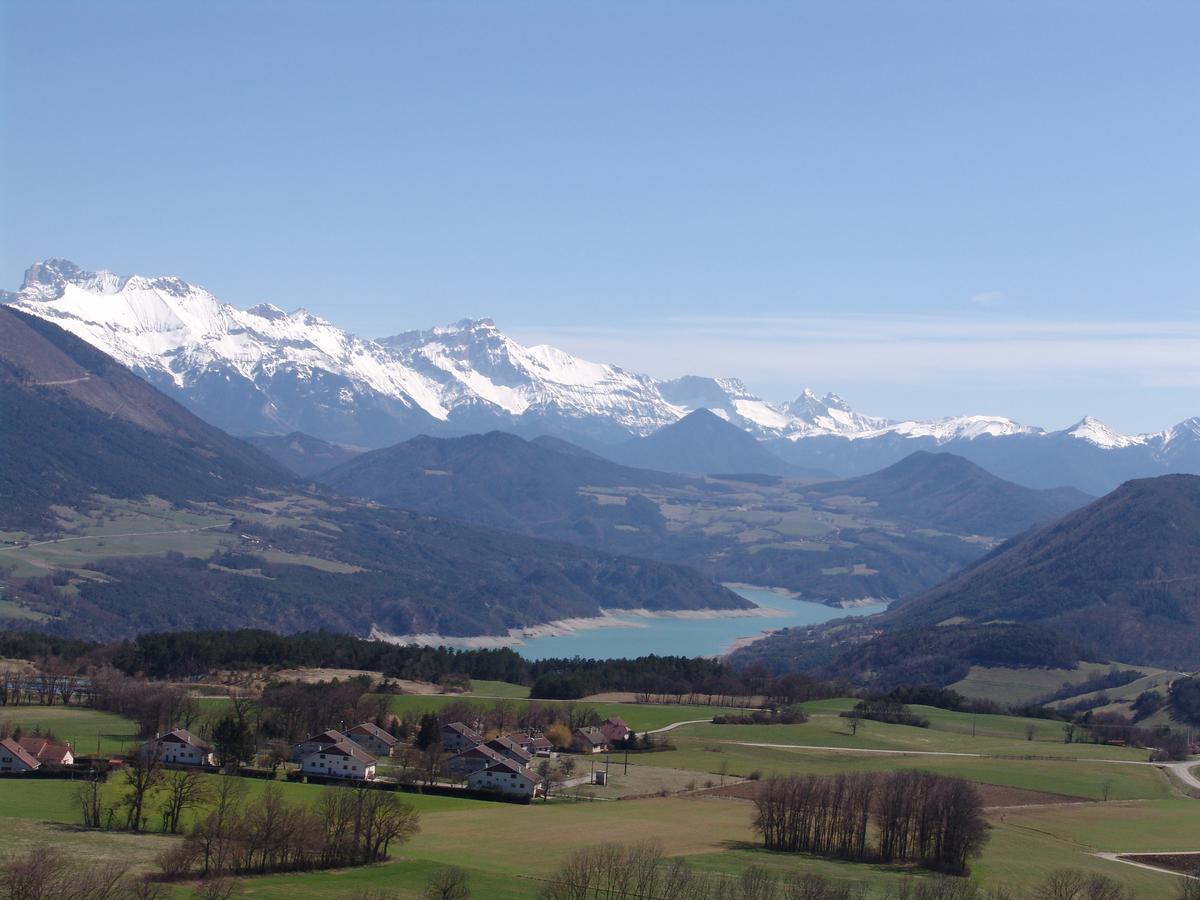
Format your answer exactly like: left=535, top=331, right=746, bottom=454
left=516, top=586, right=887, bottom=660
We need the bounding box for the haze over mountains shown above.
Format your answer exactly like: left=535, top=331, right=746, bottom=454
left=319, top=430, right=1089, bottom=605
left=7, top=259, right=1200, bottom=494
left=0, top=307, right=748, bottom=640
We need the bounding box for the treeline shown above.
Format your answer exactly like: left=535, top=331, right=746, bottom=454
left=753, top=772, right=987, bottom=875
left=1035, top=667, right=1144, bottom=705
left=0, top=628, right=748, bottom=700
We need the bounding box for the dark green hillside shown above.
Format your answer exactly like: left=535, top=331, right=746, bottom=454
left=0, top=306, right=292, bottom=530
left=804, top=451, right=1091, bottom=537
left=321, top=430, right=695, bottom=534
left=42, top=504, right=747, bottom=641
left=879, top=475, right=1200, bottom=667
left=0, top=308, right=750, bottom=638
left=246, top=431, right=364, bottom=477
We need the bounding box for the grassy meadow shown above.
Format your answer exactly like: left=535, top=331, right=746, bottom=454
left=1, top=701, right=1197, bottom=897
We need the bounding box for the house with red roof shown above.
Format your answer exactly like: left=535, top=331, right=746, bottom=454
left=16, top=736, right=73, bottom=767
left=142, top=729, right=214, bottom=767
left=0, top=737, right=40, bottom=772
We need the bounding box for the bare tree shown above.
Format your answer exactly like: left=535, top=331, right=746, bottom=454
left=122, top=749, right=164, bottom=832
left=422, top=866, right=471, bottom=899
left=158, top=769, right=211, bottom=834
left=191, top=878, right=242, bottom=900
left=75, top=775, right=109, bottom=828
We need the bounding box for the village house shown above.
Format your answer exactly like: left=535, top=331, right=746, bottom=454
left=600, top=716, right=632, bottom=745
left=441, top=721, right=483, bottom=752
left=298, top=739, right=377, bottom=780
left=143, top=729, right=214, bottom=767
left=346, top=722, right=398, bottom=758
left=446, top=744, right=506, bottom=778
left=485, top=735, right=533, bottom=767
left=529, top=734, right=553, bottom=756
left=16, top=737, right=74, bottom=767
left=572, top=726, right=610, bottom=754
left=0, top=737, right=40, bottom=773
left=291, top=729, right=349, bottom=762
left=467, top=758, right=541, bottom=798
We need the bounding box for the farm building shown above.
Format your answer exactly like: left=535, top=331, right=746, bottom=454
left=298, top=739, right=377, bottom=780
left=441, top=722, right=483, bottom=752
left=572, top=726, right=610, bottom=754
left=0, top=737, right=40, bottom=772
left=467, top=758, right=541, bottom=798
left=291, top=729, right=349, bottom=762
left=16, top=737, right=73, bottom=767
left=346, top=722, right=398, bottom=757
left=142, top=729, right=214, bottom=767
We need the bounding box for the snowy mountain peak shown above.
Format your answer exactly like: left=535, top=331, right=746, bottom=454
left=1064, top=416, right=1143, bottom=449
left=5, top=259, right=1191, bottom=456
left=247, top=302, right=289, bottom=320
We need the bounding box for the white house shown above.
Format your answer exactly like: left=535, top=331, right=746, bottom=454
left=299, top=739, right=377, bottom=781
left=17, top=737, right=73, bottom=767
left=346, top=722, right=398, bottom=758
left=467, top=758, right=540, bottom=798
left=0, top=737, right=40, bottom=772
left=143, top=729, right=214, bottom=766
left=291, top=729, right=349, bottom=763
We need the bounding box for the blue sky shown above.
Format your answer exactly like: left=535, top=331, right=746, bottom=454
left=2, top=1, right=1197, bottom=432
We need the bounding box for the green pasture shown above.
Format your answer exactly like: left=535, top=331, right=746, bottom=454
left=465, top=679, right=530, bottom=699
left=676, top=699, right=1153, bottom=762
left=377, top=692, right=727, bottom=732
left=658, top=738, right=1171, bottom=802
left=0, top=706, right=140, bottom=757
left=949, top=663, right=1166, bottom=706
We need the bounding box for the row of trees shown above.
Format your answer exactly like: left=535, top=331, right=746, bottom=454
left=753, top=772, right=987, bottom=875
left=0, top=627, right=839, bottom=707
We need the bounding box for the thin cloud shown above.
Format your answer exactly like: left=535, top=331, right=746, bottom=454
left=509, top=314, right=1200, bottom=395
left=969, top=291, right=1006, bottom=306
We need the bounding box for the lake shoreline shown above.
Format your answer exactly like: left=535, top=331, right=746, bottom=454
left=369, top=602, right=785, bottom=651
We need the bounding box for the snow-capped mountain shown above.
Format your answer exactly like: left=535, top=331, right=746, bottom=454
left=5, top=259, right=1199, bottom=493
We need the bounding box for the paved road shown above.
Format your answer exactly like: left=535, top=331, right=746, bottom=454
left=1094, top=851, right=1200, bottom=880
left=0, top=521, right=231, bottom=552
left=1165, top=760, right=1200, bottom=790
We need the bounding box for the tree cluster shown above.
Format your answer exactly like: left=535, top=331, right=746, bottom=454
left=753, top=771, right=987, bottom=875
left=163, top=781, right=419, bottom=880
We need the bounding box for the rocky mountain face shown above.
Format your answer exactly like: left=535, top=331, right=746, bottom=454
left=6, top=259, right=1199, bottom=493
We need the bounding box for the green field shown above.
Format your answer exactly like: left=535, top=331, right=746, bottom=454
left=378, top=692, right=727, bottom=732
left=949, top=663, right=1169, bottom=706
left=464, top=679, right=531, bottom=699
left=1, top=701, right=1196, bottom=898
left=0, top=706, right=140, bottom=756
left=2, top=773, right=1195, bottom=898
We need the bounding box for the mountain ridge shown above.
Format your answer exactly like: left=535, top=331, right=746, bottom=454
left=7, top=258, right=1200, bottom=493
left=0, top=308, right=750, bottom=639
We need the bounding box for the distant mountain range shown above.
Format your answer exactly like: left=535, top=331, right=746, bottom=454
left=319, top=430, right=1089, bottom=603
left=0, top=307, right=747, bottom=640
left=7, top=259, right=1200, bottom=493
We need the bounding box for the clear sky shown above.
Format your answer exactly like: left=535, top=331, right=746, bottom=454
left=2, top=1, right=1197, bottom=432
